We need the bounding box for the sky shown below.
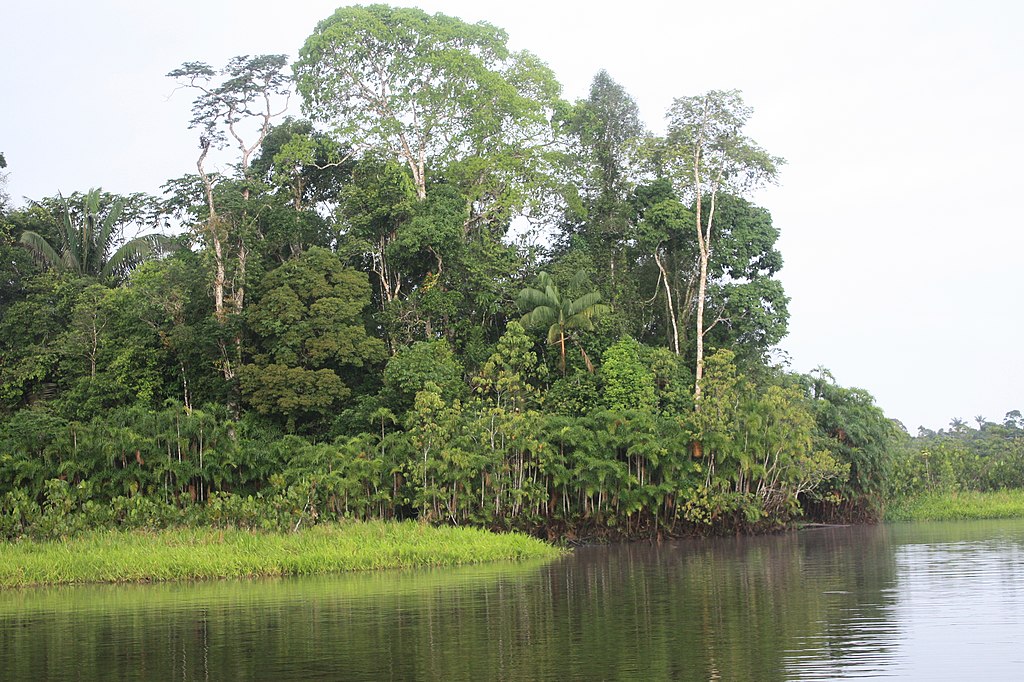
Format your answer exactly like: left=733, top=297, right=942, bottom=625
left=3, top=0, right=1021, bottom=432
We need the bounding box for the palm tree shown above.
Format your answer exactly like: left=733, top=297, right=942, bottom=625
left=518, top=271, right=610, bottom=374
left=19, top=188, right=175, bottom=283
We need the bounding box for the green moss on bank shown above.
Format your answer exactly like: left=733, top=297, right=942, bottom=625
left=885, top=489, right=1024, bottom=522
left=0, top=521, right=564, bottom=588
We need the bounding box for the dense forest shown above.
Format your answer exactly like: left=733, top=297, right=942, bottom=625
left=0, top=5, right=1019, bottom=541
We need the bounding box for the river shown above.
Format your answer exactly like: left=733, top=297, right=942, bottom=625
left=2, top=519, right=1023, bottom=680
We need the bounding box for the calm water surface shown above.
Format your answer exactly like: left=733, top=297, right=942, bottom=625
left=2, top=519, right=1024, bottom=680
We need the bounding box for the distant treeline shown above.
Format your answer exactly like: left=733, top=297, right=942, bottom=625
left=891, top=413, right=1024, bottom=500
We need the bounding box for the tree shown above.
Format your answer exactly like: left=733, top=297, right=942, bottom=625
left=239, top=247, right=385, bottom=431
left=600, top=336, right=656, bottom=411
left=168, top=55, right=291, bottom=188
left=0, top=210, right=38, bottom=312
left=382, top=339, right=464, bottom=412
left=295, top=4, right=561, bottom=209
left=473, top=321, right=546, bottom=412
left=52, top=282, right=176, bottom=420
left=562, top=71, right=645, bottom=299
left=167, top=55, right=291, bottom=323
left=693, top=348, right=743, bottom=465
left=18, top=189, right=174, bottom=283
left=117, top=253, right=224, bottom=410
left=241, top=118, right=355, bottom=266
left=632, top=182, right=695, bottom=355
left=518, top=271, right=610, bottom=374
left=661, top=90, right=782, bottom=407
left=340, top=155, right=417, bottom=310
left=248, top=117, right=352, bottom=214
left=700, top=195, right=789, bottom=360
left=0, top=274, right=79, bottom=413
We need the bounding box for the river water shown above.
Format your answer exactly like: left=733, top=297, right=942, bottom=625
left=2, top=519, right=1023, bottom=680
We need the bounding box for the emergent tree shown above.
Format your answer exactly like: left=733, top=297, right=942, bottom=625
left=661, top=90, right=782, bottom=408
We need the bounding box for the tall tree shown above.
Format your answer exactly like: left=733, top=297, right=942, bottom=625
left=661, top=90, right=782, bottom=407
left=167, top=55, right=292, bottom=384
left=341, top=155, right=417, bottom=311
left=248, top=117, right=352, bottom=215
left=294, top=4, right=561, bottom=217
left=563, top=71, right=645, bottom=297
left=167, top=54, right=291, bottom=322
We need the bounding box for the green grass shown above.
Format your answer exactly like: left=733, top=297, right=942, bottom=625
left=0, top=521, right=564, bottom=588
left=885, top=489, right=1024, bottom=522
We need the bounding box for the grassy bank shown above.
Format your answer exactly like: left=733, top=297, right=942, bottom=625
left=885, top=489, right=1024, bottom=522
left=0, top=521, right=563, bottom=588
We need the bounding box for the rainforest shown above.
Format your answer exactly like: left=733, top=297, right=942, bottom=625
left=1, top=4, right=1022, bottom=555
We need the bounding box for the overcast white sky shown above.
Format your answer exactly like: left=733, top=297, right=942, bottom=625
left=3, top=0, right=1021, bottom=432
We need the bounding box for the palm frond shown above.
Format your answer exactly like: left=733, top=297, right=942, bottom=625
left=80, top=190, right=102, bottom=273
left=517, top=287, right=555, bottom=310
left=566, top=302, right=610, bottom=333
left=84, top=212, right=102, bottom=274
left=18, top=230, right=62, bottom=270
left=568, top=292, right=604, bottom=316
left=103, top=234, right=179, bottom=281
left=517, top=270, right=609, bottom=374
left=579, top=345, right=594, bottom=373
left=521, top=305, right=556, bottom=329
left=98, top=197, right=126, bottom=256
left=565, top=314, right=595, bottom=332
left=62, top=248, right=81, bottom=274
left=57, top=192, right=81, bottom=271
left=29, top=188, right=174, bottom=283
left=545, top=324, right=561, bottom=346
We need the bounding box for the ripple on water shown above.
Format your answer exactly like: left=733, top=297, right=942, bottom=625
left=783, top=523, right=1024, bottom=681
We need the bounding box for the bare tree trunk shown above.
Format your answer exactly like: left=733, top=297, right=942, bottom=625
left=211, top=228, right=227, bottom=322
left=198, top=149, right=235, bottom=383
left=692, top=136, right=720, bottom=411
left=396, top=128, right=427, bottom=200
left=198, top=140, right=228, bottom=325
left=654, top=247, right=680, bottom=354
left=232, top=239, right=248, bottom=314
left=559, top=331, right=567, bottom=375
left=417, top=140, right=426, bottom=201
left=180, top=362, right=192, bottom=411
left=694, top=185, right=719, bottom=410
left=694, top=240, right=708, bottom=408
left=372, top=233, right=401, bottom=308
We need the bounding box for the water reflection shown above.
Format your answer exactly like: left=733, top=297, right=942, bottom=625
left=884, top=522, right=1024, bottom=679
left=3, top=520, right=1024, bottom=680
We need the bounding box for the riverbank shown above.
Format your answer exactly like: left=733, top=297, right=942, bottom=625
left=0, top=521, right=564, bottom=588
left=885, top=489, right=1024, bottom=522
